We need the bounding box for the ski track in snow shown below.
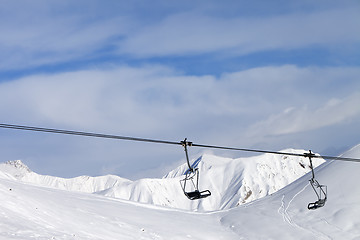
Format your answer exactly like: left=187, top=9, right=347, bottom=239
left=279, top=195, right=292, bottom=225
left=278, top=183, right=332, bottom=240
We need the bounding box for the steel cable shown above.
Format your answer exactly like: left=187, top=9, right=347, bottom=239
left=1, top=123, right=359, bottom=163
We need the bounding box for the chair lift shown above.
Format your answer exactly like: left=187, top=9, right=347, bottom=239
left=305, top=150, right=327, bottom=210
left=180, top=139, right=211, bottom=200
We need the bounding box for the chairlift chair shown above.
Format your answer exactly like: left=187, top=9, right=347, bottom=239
left=308, top=178, right=327, bottom=210
left=180, top=168, right=211, bottom=200
left=180, top=139, right=211, bottom=200
left=305, top=150, right=327, bottom=210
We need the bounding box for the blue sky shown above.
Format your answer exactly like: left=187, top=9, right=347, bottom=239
left=0, top=0, right=359, bottom=179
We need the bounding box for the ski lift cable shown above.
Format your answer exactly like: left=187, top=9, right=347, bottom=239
left=0, top=123, right=359, bottom=163
left=191, top=143, right=360, bottom=162
left=0, top=123, right=181, bottom=146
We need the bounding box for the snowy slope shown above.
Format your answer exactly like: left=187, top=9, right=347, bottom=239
left=0, top=149, right=324, bottom=211
left=0, top=176, right=238, bottom=240
left=0, top=145, right=359, bottom=239
left=219, top=144, right=360, bottom=239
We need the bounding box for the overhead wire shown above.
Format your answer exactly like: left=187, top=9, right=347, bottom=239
left=0, top=123, right=359, bottom=163
left=0, top=123, right=181, bottom=146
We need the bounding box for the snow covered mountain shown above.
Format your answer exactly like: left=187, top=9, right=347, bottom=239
left=0, top=160, right=131, bottom=193
left=0, top=145, right=359, bottom=239
left=0, top=149, right=324, bottom=211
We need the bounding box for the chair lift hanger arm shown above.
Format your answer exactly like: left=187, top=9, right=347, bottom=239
left=181, top=138, right=193, bottom=172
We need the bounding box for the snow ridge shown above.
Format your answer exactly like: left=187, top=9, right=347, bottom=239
left=0, top=160, right=131, bottom=193
left=0, top=149, right=324, bottom=211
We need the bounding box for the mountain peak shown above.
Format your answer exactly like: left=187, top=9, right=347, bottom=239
left=5, top=160, right=32, bottom=173
left=0, top=160, right=33, bottom=179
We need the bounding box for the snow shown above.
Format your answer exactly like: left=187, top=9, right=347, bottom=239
left=218, top=144, right=360, bottom=239
left=0, top=177, right=238, bottom=239
left=0, top=146, right=359, bottom=239
left=0, top=149, right=324, bottom=211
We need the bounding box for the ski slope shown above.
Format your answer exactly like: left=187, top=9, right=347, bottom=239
left=0, top=145, right=359, bottom=239
left=0, top=176, right=240, bottom=239
left=219, top=144, right=360, bottom=239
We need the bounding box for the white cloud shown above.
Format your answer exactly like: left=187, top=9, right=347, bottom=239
left=1, top=64, right=359, bottom=178
left=1, top=64, right=359, bottom=138
left=247, top=93, right=360, bottom=137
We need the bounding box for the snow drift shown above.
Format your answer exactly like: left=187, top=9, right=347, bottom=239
left=0, top=149, right=324, bottom=211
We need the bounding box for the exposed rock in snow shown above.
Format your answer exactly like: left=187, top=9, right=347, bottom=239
left=0, top=160, right=32, bottom=179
